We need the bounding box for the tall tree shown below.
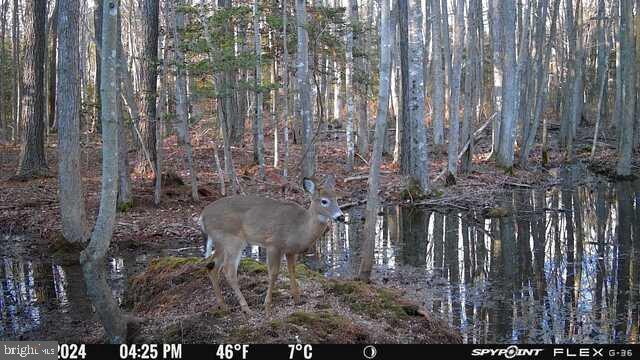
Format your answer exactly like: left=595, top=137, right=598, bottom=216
left=296, top=0, right=315, bottom=178
left=430, top=0, right=444, bottom=145
left=139, top=0, right=159, bottom=174
left=48, top=0, right=59, bottom=129
left=80, top=0, right=128, bottom=343
left=0, top=0, right=7, bottom=141
left=253, top=0, right=265, bottom=179
left=10, top=0, right=19, bottom=143
left=495, top=0, right=517, bottom=170
left=15, top=0, right=48, bottom=178
left=616, top=0, right=636, bottom=177
left=358, top=0, right=390, bottom=281
left=399, top=0, right=429, bottom=192
left=345, top=0, right=355, bottom=170
left=446, top=0, right=464, bottom=177
left=57, top=0, right=88, bottom=243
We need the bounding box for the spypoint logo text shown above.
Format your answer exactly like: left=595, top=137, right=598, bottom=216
left=471, top=345, right=543, bottom=359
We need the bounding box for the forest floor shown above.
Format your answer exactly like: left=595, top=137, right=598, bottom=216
left=0, top=118, right=636, bottom=250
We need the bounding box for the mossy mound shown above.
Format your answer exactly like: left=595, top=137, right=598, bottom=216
left=128, top=256, right=462, bottom=344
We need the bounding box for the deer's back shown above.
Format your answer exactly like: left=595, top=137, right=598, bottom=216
left=200, top=195, right=309, bottom=245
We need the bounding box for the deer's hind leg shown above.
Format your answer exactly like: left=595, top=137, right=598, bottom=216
left=223, top=239, right=252, bottom=314
left=206, top=247, right=227, bottom=311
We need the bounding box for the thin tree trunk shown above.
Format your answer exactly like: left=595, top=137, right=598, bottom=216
left=16, top=0, right=48, bottom=178
left=47, top=1, right=58, bottom=129
left=461, top=0, right=477, bottom=174
left=358, top=0, right=390, bottom=281
left=430, top=0, right=444, bottom=146
left=116, top=4, right=131, bottom=208
left=57, top=0, right=88, bottom=243
left=446, top=0, right=464, bottom=177
left=93, top=0, right=102, bottom=132
left=282, top=0, right=289, bottom=178
left=11, top=0, right=20, bottom=143
left=345, top=0, right=355, bottom=170
left=80, top=0, right=127, bottom=343
left=171, top=0, right=199, bottom=201
left=296, top=0, right=315, bottom=178
left=0, top=0, right=7, bottom=141
left=253, top=0, right=265, bottom=179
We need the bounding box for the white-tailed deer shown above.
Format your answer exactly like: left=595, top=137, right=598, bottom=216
left=198, top=176, right=344, bottom=314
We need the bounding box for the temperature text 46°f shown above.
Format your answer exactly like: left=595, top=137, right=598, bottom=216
left=216, top=345, right=249, bottom=359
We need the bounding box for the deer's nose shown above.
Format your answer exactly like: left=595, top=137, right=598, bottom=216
left=334, top=214, right=346, bottom=223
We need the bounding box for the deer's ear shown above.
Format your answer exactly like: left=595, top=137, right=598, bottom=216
left=323, top=175, right=336, bottom=189
left=303, top=178, right=316, bottom=194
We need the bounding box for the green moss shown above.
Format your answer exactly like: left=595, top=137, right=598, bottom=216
left=238, top=258, right=268, bottom=274
left=148, top=257, right=203, bottom=271
left=324, top=280, right=409, bottom=321
left=117, top=201, right=134, bottom=213
left=293, top=263, right=323, bottom=280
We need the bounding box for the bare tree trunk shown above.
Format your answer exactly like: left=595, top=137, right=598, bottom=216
left=616, top=0, right=635, bottom=177
left=446, top=0, right=464, bottom=177
left=282, top=0, right=290, bottom=178
left=0, top=0, right=7, bottom=141
left=488, top=0, right=502, bottom=155
left=461, top=0, right=477, bottom=174
left=93, top=0, right=102, bottom=132
left=16, top=0, right=48, bottom=178
left=297, top=0, right=315, bottom=178
left=430, top=0, right=444, bottom=145
left=170, top=0, right=199, bottom=201
left=253, top=0, right=265, bottom=179
left=139, top=0, right=159, bottom=175
left=345, top=0, right=355, bottom=170
left=80, top=0, right=127, bottom=343
left=401, top=0, right=429, bottom=191
left=47, top=1, right=58, bottom=129
left=116, top=5, right=131, bottom=208
left=57, top=0, right=88, bottom=243
left=495, top=0, right=517, bottom=170
left=358, top=0, right=390, bottom=281
left=11, top=0, right=20, bottom=143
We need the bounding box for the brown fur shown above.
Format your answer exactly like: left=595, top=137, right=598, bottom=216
left=200, top=176, right=343, bottom=314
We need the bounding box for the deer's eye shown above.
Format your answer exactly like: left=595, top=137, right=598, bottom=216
left=321, top=199, right=329, bottom=206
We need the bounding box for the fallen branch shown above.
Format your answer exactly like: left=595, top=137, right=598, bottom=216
left=434, top=113, right=496, bottom=183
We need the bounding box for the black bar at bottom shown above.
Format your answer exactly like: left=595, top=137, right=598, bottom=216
left=64, top=343, right=638, bottom=360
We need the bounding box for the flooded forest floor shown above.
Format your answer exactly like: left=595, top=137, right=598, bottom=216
left=0, top=119, right=638, bottom=342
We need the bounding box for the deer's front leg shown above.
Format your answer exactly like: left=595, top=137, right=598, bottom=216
left=264, top=248, right=283, bottom=314
left=286, top=253, right=301, bottom=304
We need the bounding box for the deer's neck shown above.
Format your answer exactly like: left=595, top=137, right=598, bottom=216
left=303, top=205, right=329, bottom=246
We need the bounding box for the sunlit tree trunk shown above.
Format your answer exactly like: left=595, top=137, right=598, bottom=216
left=345, top=0, right=355, bottom=170
left=80, top=0, right=128, bottom=343
left=358, top=0, right=390, bottom=281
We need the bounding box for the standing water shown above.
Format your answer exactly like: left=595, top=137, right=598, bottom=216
left=1, top=170, right=639, bottom=344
